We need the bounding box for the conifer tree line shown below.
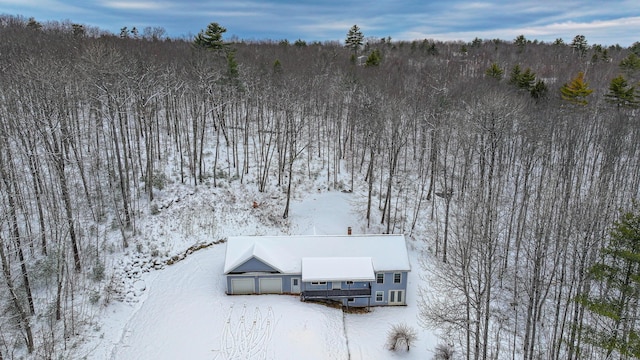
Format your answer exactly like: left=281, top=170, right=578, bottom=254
left=0, top=15, right=639, bottom=358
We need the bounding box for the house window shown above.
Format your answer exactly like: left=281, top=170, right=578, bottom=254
left=376, top=273, right=384, bottom=284
left=292, top=278, right=299, bottom=286
left=393, top=273, right=402, bottom=284
left=346, top=281, right=354, bottom=285
left=375, top=291, right=384, bottom=302
left=348, top=298, right=355, bottom=302
left=311, top=281, right=327, bottom=285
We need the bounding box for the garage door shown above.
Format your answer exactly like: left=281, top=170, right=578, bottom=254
left=230, top=278, right=255, bottom=294
left=259, top=278, right=282, bottom=294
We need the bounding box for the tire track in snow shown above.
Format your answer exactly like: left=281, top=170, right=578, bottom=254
left=217, top=304, right=276, bottom=360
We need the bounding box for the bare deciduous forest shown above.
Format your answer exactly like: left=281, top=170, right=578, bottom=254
left=1, top=15, right=640, bottom=359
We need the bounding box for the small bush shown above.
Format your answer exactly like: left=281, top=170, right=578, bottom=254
left=150, top=203, right=160, bottom=215
left=92, top=261, right=105, bottom=282
left=386, top=323, right=418, bottom=352
left=433, top=343, right=455, bottom=360
left=88, top=290, right=101, bottom=305
left=215, top=170, right=228, bottom=180
left=152, top=172, right=168, bottom=190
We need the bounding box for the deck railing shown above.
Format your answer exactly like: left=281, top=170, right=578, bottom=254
left=301, top=288, right=371, bottom=299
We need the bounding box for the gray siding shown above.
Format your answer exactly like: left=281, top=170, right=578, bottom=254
left=229, top=257, right=278, bottom=273
left=340, top=297, right=371, bottom=307
left=226, top=272, right=408, bottom=306
left=226, top=274, right=301, bottom=294
left=370, top=271, right=408, bottom=305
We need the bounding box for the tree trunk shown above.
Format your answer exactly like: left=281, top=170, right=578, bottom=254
left=0, top=235, right=34, bottom=353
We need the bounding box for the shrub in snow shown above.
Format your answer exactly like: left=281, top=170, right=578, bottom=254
left=152, top=172, right=168, bottom=190
left=150, top=203, right=160, bottom=215
left=89, top=290, right=101, bottom=305
left=386, top=323, right=418, bottom=351
left=92, top=261, right=105, bottom=282
left=433, top=343, right=454, bottom=359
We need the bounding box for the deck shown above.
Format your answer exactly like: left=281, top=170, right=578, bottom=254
left=301, top=288, right=371, bottom=299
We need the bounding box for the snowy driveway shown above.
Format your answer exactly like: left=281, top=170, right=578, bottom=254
left=101, top=190, right=435, bottom=359
left=110, top=244, right=349, bottom=360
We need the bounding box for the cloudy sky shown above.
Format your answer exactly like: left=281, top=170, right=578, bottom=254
left=2, top=0, right=639, bottom=46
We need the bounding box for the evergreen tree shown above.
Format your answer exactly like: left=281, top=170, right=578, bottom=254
left=514, top=34, right=527, bottom=52
left=605, top=75, right=638, bottom=109
left=571, top=34, right=588, bottom=57
left=509, top=65, right=536, bottom=91
left=345, top=25, right=364, bottom=55
left=517, top=68, right=536, bottom=90
left=225, top=50, right=240, bottom=88
left=530, top=80, right=548, bottom=100
left=365, top=49, right=382, bottom=67
left=194, top=22, right=227, bottom=51
left=272, top=59, right=282, bottom=73
left=426, top=42, right=438, bottom=56
left=26, top=17, right=42, bottom=31
left=72, top=24, right=85, bottom=37
left=560, top=71, right=593, bottom=105
left=630, top=41, right=640, bottom=56
left=507, top=65, right=544, bottom=99
left=620, top=54, right=640, bottom=72
left=578, top=204, right=640, bottom=358
left=485, top=63, right=504, bottom=80
left=509, top=64, right=522, bottom=85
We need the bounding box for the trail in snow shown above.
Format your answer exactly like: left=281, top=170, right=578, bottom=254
left=288, top=191, right=359, bottom=235
left=219, top=304, right=275, bottom=360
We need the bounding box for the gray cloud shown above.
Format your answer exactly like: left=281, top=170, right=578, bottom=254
left=3, top=0, right=638, bottom=46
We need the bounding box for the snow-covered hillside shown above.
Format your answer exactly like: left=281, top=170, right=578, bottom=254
left=76, top=189, right=438, bottom=359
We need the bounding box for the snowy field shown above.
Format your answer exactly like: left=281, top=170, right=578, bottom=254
left=78, top=190, right=438, bottom=359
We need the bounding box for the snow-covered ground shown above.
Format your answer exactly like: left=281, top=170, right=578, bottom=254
left=78, top=189, right=438, bottom=359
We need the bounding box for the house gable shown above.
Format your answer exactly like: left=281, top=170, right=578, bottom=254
left=226, top=256, right=280, bottom=274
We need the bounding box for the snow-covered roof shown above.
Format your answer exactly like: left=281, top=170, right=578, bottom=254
left=223, top=234, right=410, bottom=274
left=301, top=257, right=375, bottom=282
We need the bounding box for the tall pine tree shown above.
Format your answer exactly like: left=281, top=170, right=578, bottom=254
left=560, top=71, right=593, bottom=105
left=194, top=22, right=227, bottom=51
left=485, top=63, right=504, bottom=80
left=578, top=204, right=640, bottom=358
left=345, top=25, right=364, bottom=56
left=571, top=34, right=588, bottom=57
left=605, top=75, right=638, bottom=109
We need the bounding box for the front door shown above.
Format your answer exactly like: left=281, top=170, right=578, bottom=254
left=291, top=278, right=301, bottom=294
left=388, top=290, right=405, bottom=305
